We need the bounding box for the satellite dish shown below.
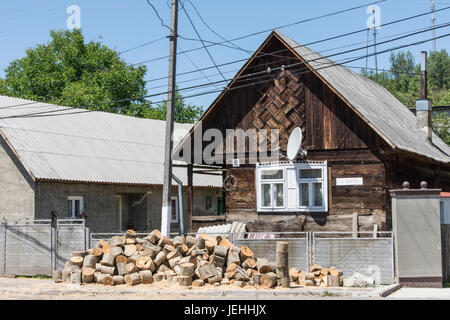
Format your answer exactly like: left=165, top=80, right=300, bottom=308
left=286, top=127, right=303, bottom=161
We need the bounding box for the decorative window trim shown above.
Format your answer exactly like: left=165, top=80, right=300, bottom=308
left=256, top=161, right=328, bottom=213
left=68, top=196, right=84, bottom=218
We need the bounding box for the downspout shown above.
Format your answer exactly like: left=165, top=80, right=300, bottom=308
left=172, top=174, right=185, bottom=235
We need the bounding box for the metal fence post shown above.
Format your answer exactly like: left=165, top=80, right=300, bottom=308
left=51, top=227, right=56, bottom=275
left=85, top=227, right=90, bottom=250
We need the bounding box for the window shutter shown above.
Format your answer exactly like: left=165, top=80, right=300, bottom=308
left=286, top=168, right=297, bottom=209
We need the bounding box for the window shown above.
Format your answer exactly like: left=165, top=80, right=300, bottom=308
left=256, top=162, right=328, bottom=212
left=260, top=168, right=285, bottom=209
left=171, top=197, right=179, bottom=223
left=68, top=196, right=84, bottom=218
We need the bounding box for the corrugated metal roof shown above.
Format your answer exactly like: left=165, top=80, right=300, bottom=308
left=196, top=221, right=246, bottom=239
left=274, top=30, right=450, bottom=164
left=0, top=95, right=222, bottom=187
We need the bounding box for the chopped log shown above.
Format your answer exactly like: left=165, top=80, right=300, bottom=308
left=157, top=263, right=171, bottom=274
left=234, top=267, right=250, bottom=282
left=102, top=244, right=111, bottom=255
left=219, top=239, right=231, bottom=250
left=256, top=258, right=271, bottom=274
left=117, top=262, right=127, bottom=276
left=233, top=280, right=246, bottom=288
left=82, top=267, right=95, bottom=284
left=166, top=272, right=177, bottom=282
left=100, top=253, right=115, bottom=267
left=313, top=270, right=321, bottom=276
left=172, top=235, right=185, bottom=247
left=72, top=250, right=89, bottom=258
left=125, top=229, right=136, bottom=238
left=151, top=245, right=163, bottom=256
left=214, top=245, right=228, bottom=258
left=98, top=239, right=108, bottom=248
left=115, top=255, right=128, bottom=265
left=225, top=263, right=237, bottom=279
left=320, top=268, right=329, bottom=276
left=124, top=244, right=137, bottom=257
left=239, top=246, right=254, bottom=262
left=298, top=272, right=315, bottom=283
left=227, top=250, right=241, bottom=266
left=179, top=256, right=196, bottom=267
left=113, top=275, right=124, bottom=285
left=140, top=247, right=154, bottom=257
left=99, top=265, right=115, bottom=275
left=153, top=272, right=165, bottom=282
left=252, top=272, right=263, bottom=285
left=178, top=244, right=189, bottom=256
left=205, top=240, right=215, bottom=253
left=168, top=256, right=181, bottom=269
left=125, top=272, right=141, bottom=286
left=210, top=254, right=226, bottom=268
left=242, top=258, right=256, bottom=270
left=102, top=275, right=114, bottom=286
left=109, top=236, right=124, bottom=247
left=289, top=268, right=299, bottom=282
left=146, top=230, right=162, bottom=244
left=62, top=270, right=71, bottom=283
left=126, top=238, right=136, bottom=245
left=178, top=276, right=192, bottom=287
left=135, top=244, right=143, bottom=251
left=143, top=259, right=156, bottom=273
left=208, top=274, right=222, bottom=284
left=96, top=273, right=106, bottom=284
left=185, top=235, right=197, bottom=248
left=70, top=256, right=84, bottom=268
left=70, top=269, right=82, bottom=284
left=53, top=270, right=63, bottom=283
left=310, top=264, right=321, bottom=272
left=192, top=279, right=205, bottom=287
left=135, top=237, right=143, bottom=244
left=195, top=236, right=206, bottom=249
left=139, top=270, right=154, bottom=284
left=109, top=246, right=123, bottom=258
left=157, top=236, right=172, bottom=247
left=92, top=247, right=103, bottom=258
left=329, top=268, right=343, bottom=277
left=126, top=262, right=138, bottom=274
left=221, top=278, right=230, bottom=285
left=276, top=241, right=289, bottom=288
left=216, top=235, right=223, bottom=245
left=135, top=256, right=149, bottom=269
left=304, top=280, right=315, bottom=286
left=154, top=251, right=167, bottom=267
left=167, top=249, right=181, bottom=261
left=127, top=252, right=140, bottom=264
left=179, top=263, right=195, bottom=277
left=95, top=263, right=102, bottom=271
left=163, top=244, right=176, bottom=254
left=198, top=263, right=217, bottom=280
left=83, top=255, right=98, bottom=269
left=260, top=272, right=277, bottom=288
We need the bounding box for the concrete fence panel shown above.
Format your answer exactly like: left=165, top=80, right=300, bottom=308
left=55, top=220, right=86, bottom=270
left=0, top=224, right=5, bottom=274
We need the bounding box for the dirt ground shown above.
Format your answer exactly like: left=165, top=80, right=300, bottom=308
left=0, top=276, right=381, bottom=300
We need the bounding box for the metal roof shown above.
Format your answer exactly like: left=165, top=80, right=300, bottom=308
left=0, top=95, right=222, bottom=187
left=274, top=30, right=450, bottom=164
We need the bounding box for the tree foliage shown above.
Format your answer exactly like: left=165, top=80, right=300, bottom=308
left=362, top=49, right=450, bottom=145
left=0, top=29, right=203, bottom=123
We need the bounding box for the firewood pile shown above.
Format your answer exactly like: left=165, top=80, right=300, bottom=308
left=289, top=264, right=344, bottom=287
left=54, top=229, right=285, bottom=288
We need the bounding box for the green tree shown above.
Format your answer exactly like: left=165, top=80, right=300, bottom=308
left=428, top=49, right=450, bottom=91
left=432, top=113, right=450, bottom=145
left=0, top=29, right=204, bottom=123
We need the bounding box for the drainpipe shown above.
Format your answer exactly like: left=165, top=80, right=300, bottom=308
left=172, top=174, right=185, bottom=235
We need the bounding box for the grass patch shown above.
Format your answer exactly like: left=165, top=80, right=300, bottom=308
left=323, top=291, right=334, bottom=297
left=15, top=275, right=51, bottom=280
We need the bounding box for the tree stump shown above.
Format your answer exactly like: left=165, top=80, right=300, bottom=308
left=125, top=272, right=141, bottom=286
left=82, top=267, right=95, bottom=284
left=100, top=253, right=115, bottom=267
left=276, top=241, right=289, bottom=288
left=139, top=270, right=154, bottom=284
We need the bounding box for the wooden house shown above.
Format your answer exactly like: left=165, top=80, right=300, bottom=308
left=175, top=30, right=450, bottom=232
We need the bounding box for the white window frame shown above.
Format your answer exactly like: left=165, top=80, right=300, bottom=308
left=259, top=166, right=286, bottom=210
left=68, top=196, right=84, bottom=218
left=171, top=197, right=179, bottom=223
left=256, top=161, right=328, bottom=213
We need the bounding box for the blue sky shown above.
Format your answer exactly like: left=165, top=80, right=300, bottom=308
left=0, top=0, right=448, bottom=110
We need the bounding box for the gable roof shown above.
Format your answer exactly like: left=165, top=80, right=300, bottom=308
left=176, top=30, right=450, bottom=164
left=0, top=95, right=222, bottom=187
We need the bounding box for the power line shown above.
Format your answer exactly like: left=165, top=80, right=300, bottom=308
left=179, top=0, right=227, bottom=81
left=3, top=31, right=447, bottom=119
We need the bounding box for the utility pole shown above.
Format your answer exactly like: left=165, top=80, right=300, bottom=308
left=430, top=0, right=437, bottom=52
left=161, top=0, right=179, bottom=237
left=373, top=27, right=378, bottom=74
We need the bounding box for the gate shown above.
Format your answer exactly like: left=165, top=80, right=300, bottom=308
left=55, top=219, right=86, bottom=270
left=312, top=232, right=394, bottom=284
left=232, top=232, right=309, bottom=271
left=4, top=221, right=52, bottom=276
